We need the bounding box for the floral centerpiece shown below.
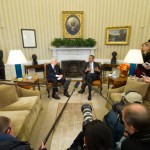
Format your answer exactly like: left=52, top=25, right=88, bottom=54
left=117, top=64, right=130, bottom=77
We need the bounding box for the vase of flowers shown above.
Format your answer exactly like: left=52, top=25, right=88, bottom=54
left=117, top=64, right=130, bottom=77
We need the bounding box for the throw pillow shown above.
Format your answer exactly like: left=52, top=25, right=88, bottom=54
left=124, top=78, right=149, bottom=99
left=0, top=84, right=18, bottom=109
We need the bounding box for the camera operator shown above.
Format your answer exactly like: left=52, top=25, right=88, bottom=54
left=0, top=116, right=47, bottom=150
left=67, top=104, right=113, bottom=150
left=83, top=120, right=113, bottom=150
left=116, top=103, right=150, bottom=150
left=68, top=120, right=113, bottom=150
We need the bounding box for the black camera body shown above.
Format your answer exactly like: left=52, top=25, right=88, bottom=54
left=112, top=97, right=129, bottom=123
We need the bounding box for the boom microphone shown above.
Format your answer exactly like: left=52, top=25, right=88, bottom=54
left=42, top=81, right=80, bottom=146
left=74, top=81, right=80, bottom=89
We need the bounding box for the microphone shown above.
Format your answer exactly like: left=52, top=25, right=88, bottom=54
left=74, top=81, right=80, bottom=89
left=62, top=79, right=71, bottom=89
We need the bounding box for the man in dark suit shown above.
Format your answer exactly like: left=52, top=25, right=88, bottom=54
left=46, top=58, right=70, bottom=100
left=78, top=55, right=101, bottom=100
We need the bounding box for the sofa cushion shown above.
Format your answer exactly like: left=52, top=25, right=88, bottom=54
left=124, top=78, right=149, bottom=99
left=110, top=93, right=122, bottom=102
left=1, top=96, right=39, bottom=111
left=0, top=110, right=30, bottom=137
left=0, top=84, right=18, bottom=109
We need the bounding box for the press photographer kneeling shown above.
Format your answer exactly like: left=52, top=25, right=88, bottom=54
left=115, top=103, right=150, bottom=150
left=67, top=104, right=113, bottom=150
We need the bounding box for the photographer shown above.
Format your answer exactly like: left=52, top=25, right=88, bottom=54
left=0, top=116, right=47, bottom=150
left=116, top=103, right=150, bottom=150
left=68, top=120, right=113, bottom=150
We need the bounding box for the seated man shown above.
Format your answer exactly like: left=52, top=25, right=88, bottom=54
left=78, top=55, right=101, bottom=100
left=0, top=116, right=46, bottom=150
left=46, top=58, right=69, bottom=100
left=116, top=103, right=150, bottom=150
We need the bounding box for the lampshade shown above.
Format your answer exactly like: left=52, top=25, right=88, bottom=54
left=123, top=49, right=144, bottom=64
left=7, top=50, right=27, bottom=64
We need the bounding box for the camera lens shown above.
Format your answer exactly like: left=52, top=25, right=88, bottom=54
left=81, top=104, right=93, bottom=126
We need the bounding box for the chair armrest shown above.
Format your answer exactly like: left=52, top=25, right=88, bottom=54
left=107, top=86, right=125, bottom=97
left=17, top=86, right=40, bottom=98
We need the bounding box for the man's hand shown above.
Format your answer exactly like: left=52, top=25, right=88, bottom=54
left=144, top=77, right=150, bottom=83
left=39, top=142, right=47, bottom=150
left=85, top=67, right=91, bottom=72
left=94, top=67, right=100, bottom=72
left=58, top=75, right=63, bottom=78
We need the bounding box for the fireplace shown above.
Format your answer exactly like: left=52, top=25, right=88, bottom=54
left=61, top=60, right=85, bottom=77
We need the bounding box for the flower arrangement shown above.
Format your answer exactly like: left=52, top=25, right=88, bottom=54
left=117, top=64, right=130, bottom=76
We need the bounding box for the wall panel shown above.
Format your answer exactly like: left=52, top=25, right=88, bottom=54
left=0, top=0, right=150, bottom=62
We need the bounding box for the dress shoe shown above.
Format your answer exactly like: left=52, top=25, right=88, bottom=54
left=52, top=94, right=60, bottom=100
left=64, top=92, right=70, bottom=97
left=87, top=95, right=91, bottom=101
left=78, top=89, right=85, bottom=94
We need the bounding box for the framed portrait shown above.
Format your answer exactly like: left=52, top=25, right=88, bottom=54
left=105, top=26, right=131, bottom=45
left=21, top=29, right=37, bottom=48
left=62, top=11, right=84, bottom=38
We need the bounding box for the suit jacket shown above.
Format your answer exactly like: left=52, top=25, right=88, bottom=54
left=83, top=62, right=101, bottom=76
left=46, top=64, right=63, bottom=81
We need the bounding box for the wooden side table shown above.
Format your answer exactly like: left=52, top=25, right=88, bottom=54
left=101, top=64, right=119, bottom=76
left=24, top=64, right=44, bottom=74
left=108, top=76, right=128, bottom=89
left=13, top=74, right=40, bottom=91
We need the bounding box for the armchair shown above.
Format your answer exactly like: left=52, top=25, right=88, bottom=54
left=106, top=78, right=150, bottom=110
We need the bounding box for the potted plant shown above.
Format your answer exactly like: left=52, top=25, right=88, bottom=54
left=51, top=38, right=96, bottom=47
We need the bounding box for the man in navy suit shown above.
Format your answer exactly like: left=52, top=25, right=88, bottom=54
left=46, top=58, right=70, bottom=100
left=78, top=55, right=102, bottom=100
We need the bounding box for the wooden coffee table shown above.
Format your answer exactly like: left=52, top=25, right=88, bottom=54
left=108, top=76, right=128, bottom=89
left=13, top=74, right=40, bottom=90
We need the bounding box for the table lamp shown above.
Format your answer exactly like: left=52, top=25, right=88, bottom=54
left=123, top=49, right=144, bottom=76
left=7, top=50, right=27, bottom=79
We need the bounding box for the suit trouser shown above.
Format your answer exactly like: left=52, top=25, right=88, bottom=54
left=47, top=77, right=66, bottom=94
left=82, top=73, right=99, bottom=95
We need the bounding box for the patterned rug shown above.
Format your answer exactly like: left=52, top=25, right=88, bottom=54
left=50, top=103, right=96, bottom=150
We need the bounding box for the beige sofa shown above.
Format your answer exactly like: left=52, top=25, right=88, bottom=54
left=0, top=82, right=42, bottom=141
left=107, top=78, right=150, bottom=109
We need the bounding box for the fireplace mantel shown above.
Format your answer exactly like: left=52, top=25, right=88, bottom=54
left=50, top=47, right=97, bottom=61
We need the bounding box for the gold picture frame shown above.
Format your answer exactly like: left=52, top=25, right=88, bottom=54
left=62, top=11, right=84, bottom=38
left=105, top=26, right=131, bottom=45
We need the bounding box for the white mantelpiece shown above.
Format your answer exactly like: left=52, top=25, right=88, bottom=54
left=50, top=47, right=97, bottom=62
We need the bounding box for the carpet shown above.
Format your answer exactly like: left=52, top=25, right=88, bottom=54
left=50, top=103, right=96, bottom=150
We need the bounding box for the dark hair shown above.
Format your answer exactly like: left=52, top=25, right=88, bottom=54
left=0, top=116, right=11, bottom=133
left=148, top=39, right=150, bottom=42
left=124, top=104, right=150, bottom=131
left=89, top=55, right=95, bottom=59
left=84, top=120, right=112, bottom=150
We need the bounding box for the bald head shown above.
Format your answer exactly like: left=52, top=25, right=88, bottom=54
left=51, top=58, right=57, bottom=66
left=122, top=103, right=150, bottom=131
